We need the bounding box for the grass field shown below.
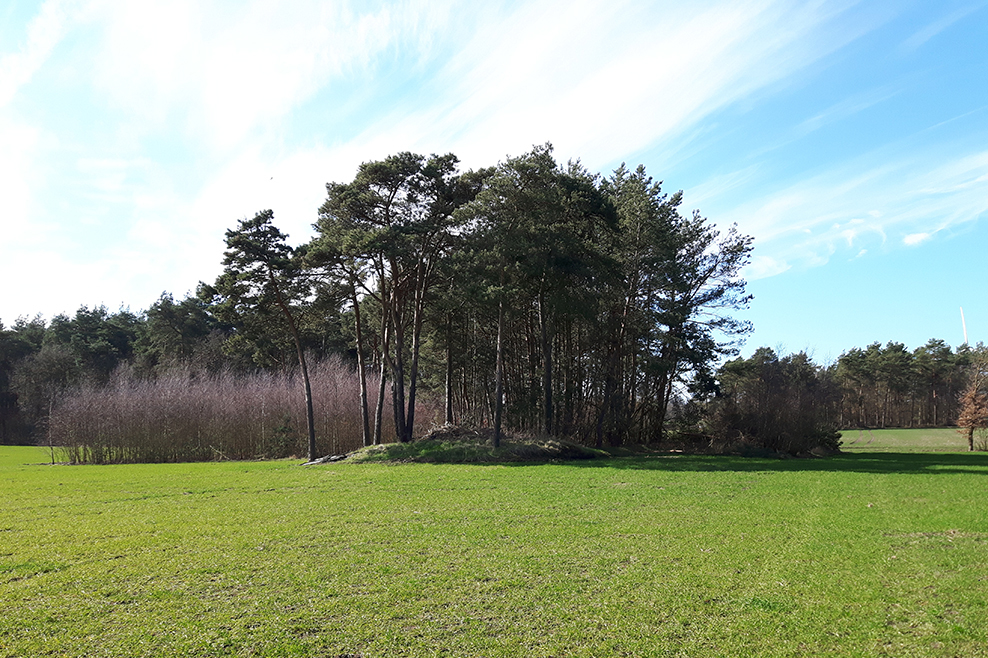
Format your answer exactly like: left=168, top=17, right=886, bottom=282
left=840, top=427, right=975, bottom=452
left=2, top=437, right=988, bottom=657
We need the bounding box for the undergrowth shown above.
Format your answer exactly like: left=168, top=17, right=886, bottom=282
left=347, top=425, right=607, bottom=463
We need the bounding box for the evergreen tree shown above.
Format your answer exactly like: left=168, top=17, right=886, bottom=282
left=203, top=210, right=318, bottom=461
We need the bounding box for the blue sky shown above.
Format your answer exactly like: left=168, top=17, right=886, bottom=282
left=1, top=0, right=986, bottom=361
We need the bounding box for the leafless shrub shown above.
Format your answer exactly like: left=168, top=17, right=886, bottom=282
left=51, top=357, right=409, bottom=463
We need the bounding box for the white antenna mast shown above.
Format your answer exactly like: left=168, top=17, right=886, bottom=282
left=961, top=306, right=968, bottom=345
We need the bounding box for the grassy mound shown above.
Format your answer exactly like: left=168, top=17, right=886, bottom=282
left=345, top=425, right=608, bottom=463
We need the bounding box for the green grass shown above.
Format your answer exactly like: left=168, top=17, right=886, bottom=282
left=840, top=427, right=972, bottom=452
left=2, top=441, right=988, bottom=657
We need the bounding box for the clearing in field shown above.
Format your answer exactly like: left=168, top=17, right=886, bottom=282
left=2, top=431, right=987, bottom=657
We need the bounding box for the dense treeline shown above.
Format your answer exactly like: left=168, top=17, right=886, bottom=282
left=0, top=300, right=359, bottom=456
left=833, top=339, right=969, bottom=429
left=2, top=144, right=984, bottom=459
left=3, top=305, right=980, bottom=457
left=706, top=341, right=988, bottom=453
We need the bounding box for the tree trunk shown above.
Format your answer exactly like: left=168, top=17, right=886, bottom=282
left=374, top=358, right=387, bottom=445
left=284, top=321, right=315, bottom=460
left=596, top=362, right=616, bottom=449
left=404, top=264, right=430, bottom=442
left=351, top=284, right=371, bottom=447
left=538, top=291, right=553, bottom=435
left=389, top=290, right=409, bottom=443
left=373, top=287, right=391, bottom=446
left=445, top=316, right=454, bottom=425
left=271, top=274, right=316, bottom=461
left=494, top=298, right=505, bottom=448
left=298, top=349, right=316, bottom=461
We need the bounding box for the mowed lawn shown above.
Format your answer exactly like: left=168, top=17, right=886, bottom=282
left=2, top=440, right=987, bottom=657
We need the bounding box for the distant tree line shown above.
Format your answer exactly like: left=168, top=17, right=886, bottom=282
left=706, top=340, right=988, bottom=453
left=833, top=339, right=970, bottom=429
left=2, top=144, right=985, bottom=459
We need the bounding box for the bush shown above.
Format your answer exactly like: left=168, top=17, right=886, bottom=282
left=50, top=357, right=424, bottom=463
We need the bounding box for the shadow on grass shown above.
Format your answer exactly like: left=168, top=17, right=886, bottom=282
left=353, top=440, right=988, bottom=475
left=554, top=451, right=988, bottom=476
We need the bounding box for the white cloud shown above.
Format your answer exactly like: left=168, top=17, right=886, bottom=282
left=0, top=0, right=463, bottom=323
left=0, top=0, right=72, bottom=108
left=328, top=0, right=880, bottom=171
left=0, top=116, right=40, bottom=240
left=903, top=232, right=931, bottom=246
left=744, top=255, right=791, bottom=280
left=4, top=0, right=973, bottom=324
left=86, top=0, right=200, bottom=123
left=85, top=0, right=457, bottom=152
left=0, top=0, right=76, bottom=275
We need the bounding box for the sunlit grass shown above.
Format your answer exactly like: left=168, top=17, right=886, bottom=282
left=2, top=445, right=987, bottom=656
left=841, top=427, right=970, bottom=452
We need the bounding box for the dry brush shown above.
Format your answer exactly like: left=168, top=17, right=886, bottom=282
left=50, top=358, right=420, bottom=463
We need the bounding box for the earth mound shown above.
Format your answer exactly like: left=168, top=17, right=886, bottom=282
left=345, top=425, right=608, bottom=463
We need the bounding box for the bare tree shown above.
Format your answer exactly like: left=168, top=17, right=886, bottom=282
left=957, top=345, right=988, bottom=451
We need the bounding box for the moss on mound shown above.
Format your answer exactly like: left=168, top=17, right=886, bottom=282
left=345, top=425, right=608, bottom=464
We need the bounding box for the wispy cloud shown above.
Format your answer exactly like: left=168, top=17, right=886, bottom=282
left=0, top=0, right=71, bottom=107
left=795, top=85, right=900, bottom=137
left=900, top=2, right=986, bottom=52
left=0, top=0, right=464, bottom=318
left=0, top=0, right=74, bottom=258
left=3, top=0, right=980, bottom=323
left=172, top=0, right=891, bottom=291
left=743, top=255, right=791, bottom=280
left=84, top=0, right=456, bottom=152
left=0, top=118, right=41, bottom=240
left=713, top=143, right=988, bottom=272
left=324, top=0, right=880, bottom=170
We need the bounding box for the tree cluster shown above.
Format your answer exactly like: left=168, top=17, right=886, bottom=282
left=703, top=341, right=988, bottom=453
left=7, top=145, right=988, bottom=457
left=2, top=145, right=758, bottom=455
left=0, top=297, right=346, bottom=446
left=956, top=347, right=988, bottom=451
left=5, top=141, right=988, bottom=458
left=705, top=348, right=842, bottom=454
left=206, top=145, right=754, bottom=454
